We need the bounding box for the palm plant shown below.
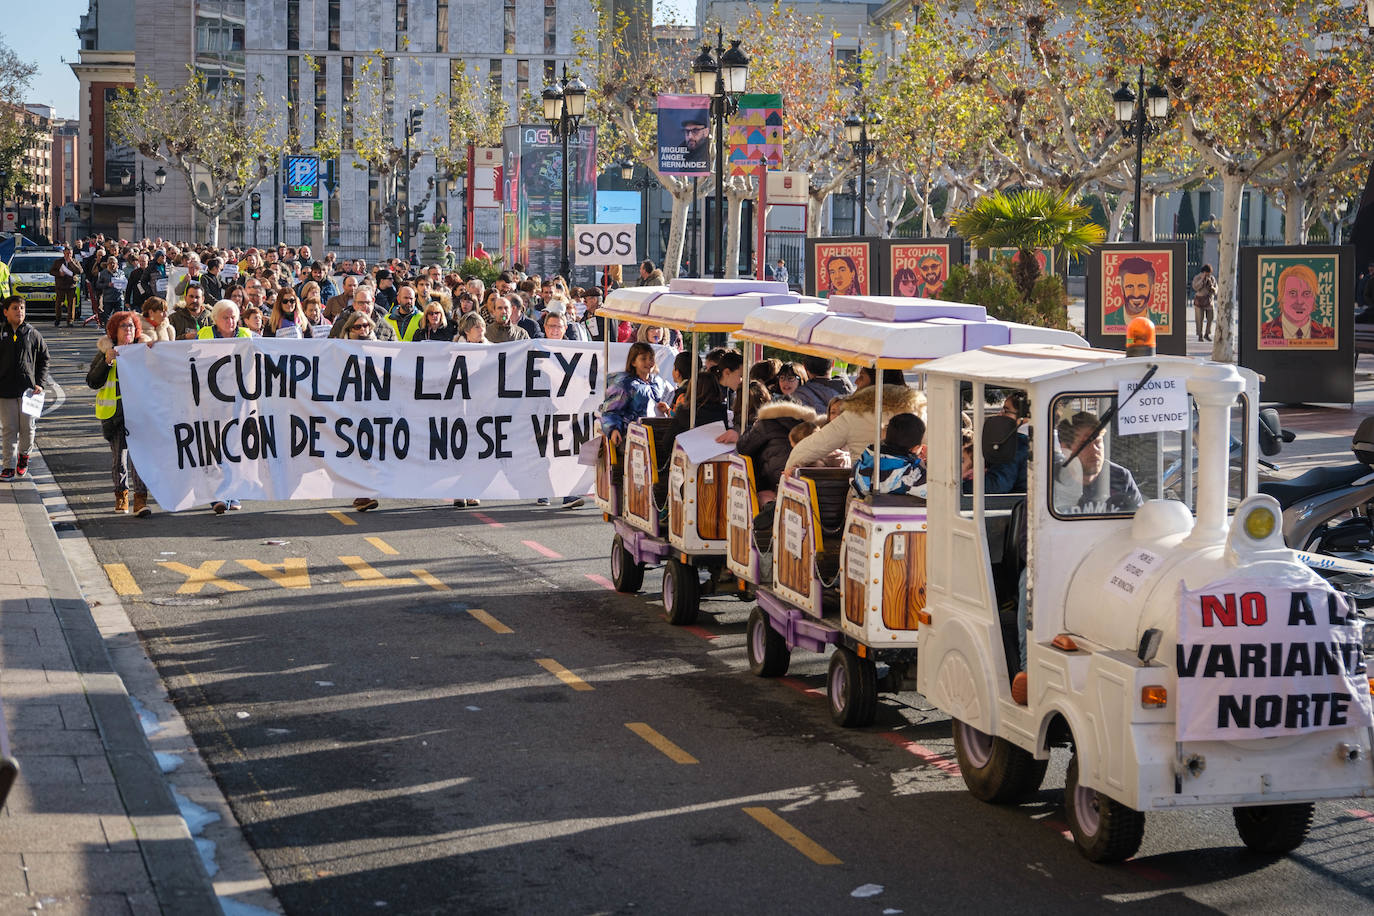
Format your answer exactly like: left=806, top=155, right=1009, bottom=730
left=952, top=189, right=1106, bottom=297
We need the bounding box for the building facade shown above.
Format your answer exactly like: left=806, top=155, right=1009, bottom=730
left=74, top=0, right=598, bottom=252
left=2, top=104, right=57, bottom=242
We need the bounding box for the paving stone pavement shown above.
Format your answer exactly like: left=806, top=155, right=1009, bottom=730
left=1, top=476, right=222, bottom=915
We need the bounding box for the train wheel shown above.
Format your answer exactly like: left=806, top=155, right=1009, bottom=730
left=1064, top=754, right=1145, bottom=863
left=662, top=558, right=700, bottom=625
left=1233, top=803, right=1313, bottom=855
left=827, top=647, right=877, bottom=727
left=610, top=534, right=644, bottom=593
left=950, top=719, right=1048, bottom=804
left=746, top=608, right=790, bottom=677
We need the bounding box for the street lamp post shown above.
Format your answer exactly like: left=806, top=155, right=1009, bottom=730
left=542, top=66, right=588, bottom=281
left=692, top=31, right=749, bottom=279
left=620, top=159, right=660, bottom=268
left=129, top=164, right=167, bottom=241
left=843, top=108, right=881, bottom=236
left=1112, top=66, right=1170, bottom=242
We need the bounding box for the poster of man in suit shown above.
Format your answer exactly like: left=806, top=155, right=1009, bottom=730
left=1256, top=253, right=1339, bottom=349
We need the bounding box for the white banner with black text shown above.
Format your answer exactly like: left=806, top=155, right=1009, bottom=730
left=1176, top=573, right=1372, bottom=742
left=118, top=338, right=672, bottom=511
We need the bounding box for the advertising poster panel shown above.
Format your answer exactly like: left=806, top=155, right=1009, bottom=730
left=501, top=124, right=597, bottom=287
left=805, top=238, right=874, bottom=298
left=1085, top=243, right=1187, bottom=355
left=657, top=95, right=711, bottom=176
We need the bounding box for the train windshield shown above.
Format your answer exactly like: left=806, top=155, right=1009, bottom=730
left=1050, top=392, right=1248, bottom=519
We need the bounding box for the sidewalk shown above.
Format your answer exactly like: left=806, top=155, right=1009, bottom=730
left=1, top=476, right=221, bottom=913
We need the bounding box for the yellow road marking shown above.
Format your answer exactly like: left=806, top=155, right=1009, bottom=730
left=626, top=722, right=698, bottom=764
left=158, top=560, right=250, bottom=594
left=365, top=536, right=398, bottom=555
left=338, top=556, right=419, bottom=588
left=237, top=558, right=311, bottom=589
left=536, top=658, right=594, bottom=692
left=411, top=569, right=450, bottom=591
left=327, top=510, right=357, bottom=526
left=103, top=563, right=141, bottom=596
left=742, top=807, right=842, bottom=865
left=467, top=608, right=513, bottom=634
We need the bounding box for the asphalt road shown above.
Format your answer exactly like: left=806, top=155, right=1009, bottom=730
left=29, top=325, right=1374, bottom=914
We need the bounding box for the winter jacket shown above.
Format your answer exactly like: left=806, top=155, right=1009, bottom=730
left=412, top=324, right=456, bottom=342
left=86, top=338, right=127, bottom=439
left=138, top=319, right=177, bottom=344
left=484, top=321, right=530, bottom=344
left=736, top=401, right=818, bottom=493
left=0, top=320, right=51, bottom=398
left=96, top=269, right=125, bottom=309
left=785, top=383, right=925, bottom=471
left=600, top=371, right=671, bottom=437
left=169, top=305, right=212, bottom=340
left=792, top=375, right=855, bottom=414
left=853, top=443, right=928, bottom=498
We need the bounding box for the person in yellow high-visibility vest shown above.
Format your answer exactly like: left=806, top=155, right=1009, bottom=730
left=87, top=311, right=151, bottom=516
left=385, top=285, right=424, bottom=341
left=198, top=300, right=250, bottom=513
left=197, top=299, right=252, bottom=340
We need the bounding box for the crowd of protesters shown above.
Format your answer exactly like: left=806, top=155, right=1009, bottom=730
left=4, top=238, right=869, bottom=522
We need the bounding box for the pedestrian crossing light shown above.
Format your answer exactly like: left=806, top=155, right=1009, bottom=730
left=250, top=192, right=261, bottom=221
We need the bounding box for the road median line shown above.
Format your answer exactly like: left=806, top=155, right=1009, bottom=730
left=626, top=722, right=698, bottom=764
left=536, top=658, right=594, bottom=691
left=741, top=806, right=842, bottom=865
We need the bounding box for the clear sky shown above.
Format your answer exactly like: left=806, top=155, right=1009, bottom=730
left=1, top=0, right=695, bottom=121
left=2, top=0, right=87, bottom=120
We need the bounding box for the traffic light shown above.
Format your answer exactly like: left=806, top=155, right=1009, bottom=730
left=250, top=192, right=261, bottom=221
left=408, top=108, right=423, bottom=137
left=396, top=227, right=403, bottom=247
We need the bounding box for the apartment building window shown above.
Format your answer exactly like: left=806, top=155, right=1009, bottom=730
left=287, top=56, right=300, bottom=140
left=328, top=0, right=340, bottom=51
left=287, top=0, right=299, bottom=50
left=314, top=57, right=327, bottom=144
left=543, top=59, right=556, bottom=84
left=341, top=56, right=354, bottom=150
left=516, top=59, right=529, bottom=108
left=504, top=0, right=516, bottom=54
left=545, top=0, right=557, bottom=54
left=396, top=0, right=408, bottom=51
left=489, top=59, right=503, bottom=99
left=436, top=0, right=449, bottom=53
left=329, top=194, right=341, bottom=245
left=383, top=57, right=395, bottom=115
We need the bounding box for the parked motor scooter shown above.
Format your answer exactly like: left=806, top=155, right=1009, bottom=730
left=1259, top=415, right=1374, bottom=553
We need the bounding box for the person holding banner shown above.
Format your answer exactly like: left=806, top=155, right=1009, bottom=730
left=455, top=312, right=487, bottom=344
left=197, top=300, right=251, bottom=341
left=87, top=311, right=152, bottom=517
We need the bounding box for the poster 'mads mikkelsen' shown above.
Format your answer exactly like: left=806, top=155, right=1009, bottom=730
left=657, top=94, right=711, bottom=177
left=1175, top=573, right=1372, bottom=742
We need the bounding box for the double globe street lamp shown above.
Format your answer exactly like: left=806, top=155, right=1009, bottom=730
left=126, top=164, right=167, bottom=241
left=1112, top=67, right=1169, bottom=242
left=843, top=108, right=881, bottom=236
left=542, top=66, right=588, bottom=280
left=692, top=32, right=749, bottom=279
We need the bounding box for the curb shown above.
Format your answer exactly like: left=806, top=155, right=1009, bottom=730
left=14, top=472, right=225, bottom=914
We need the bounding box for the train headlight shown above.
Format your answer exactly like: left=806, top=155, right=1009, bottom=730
left=1242, top=505, right=1277, bottom=541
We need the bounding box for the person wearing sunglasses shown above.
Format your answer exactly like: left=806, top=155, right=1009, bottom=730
left=335, top=311, right=381, bottom=512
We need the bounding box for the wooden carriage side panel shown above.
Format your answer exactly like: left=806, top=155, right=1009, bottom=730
left=697, top=461, right=728, bottom=541
left=669, top=453, right=687, bottom=539
left=728, top=476, right=750, bottom=565
left=625, top=434, right=654, bottom=524
left=843, top=520, right=867, bottom=626
left=776, top=493, right=814, bottom=597
left=881, top=531, right=927, bottom=631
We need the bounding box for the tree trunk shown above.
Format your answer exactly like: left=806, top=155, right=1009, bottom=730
left=1283, top=186, right=1308, bottom=244
left=1211, top=170, right=1246, bottom=363
left=662, top=190, right=691, bottom=282
left=724, top=190, right=744, bottom=279
left=207, top=213, right=220, bottom=247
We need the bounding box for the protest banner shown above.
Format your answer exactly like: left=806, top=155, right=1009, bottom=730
left=1176, top=574, right=1373, bottom=742
left=117, top=338, right=673, bottom=510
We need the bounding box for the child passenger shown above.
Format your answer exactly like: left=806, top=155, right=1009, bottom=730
left=851, top=413, right=927, bottom=498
